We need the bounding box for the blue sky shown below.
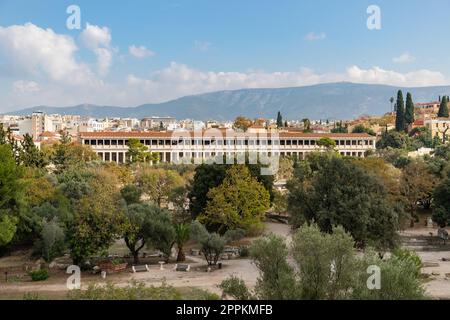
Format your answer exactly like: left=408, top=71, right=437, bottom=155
left=0, top=0, right=449, bottom=111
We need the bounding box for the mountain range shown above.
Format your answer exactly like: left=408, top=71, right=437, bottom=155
left=6, top=82, right=450, bottom=121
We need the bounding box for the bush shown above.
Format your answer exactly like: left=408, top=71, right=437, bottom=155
left=219, top=276, right=252, bottom=300
left=392, top=248, right=422, bottom=277
left=352, top=250, right=426, bottom=300
left=188, top=288, right=221, bottom=300
left=29, top=269, right=49, bottom=282
left=40, top=219, right=66, bottom=262
left=23, top=292, right=44, bottom=300
left=247, top=225, right=426, bottom=300
left=68, top=281, right=182, bottom=300
left=239, top=246, right=250, bottom=258
left=190, top=221, right=245, bottom=265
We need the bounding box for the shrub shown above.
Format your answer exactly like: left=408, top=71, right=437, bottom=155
left=40, top=219, right=66, bottom=262
left=219, top=276, right=252, bottom=300
left=23, top=292, right=44, bottom=300
left=392, top=248, right=422, bottom=277
left=29, top=269, right=49, bottom=282
left=190, top=221, right=244, bottom=265
left=239, top=246, right=250, bottom=258
left=68, top=281, right=182, bottom=300
left=188, top=288, right=221, bottom=300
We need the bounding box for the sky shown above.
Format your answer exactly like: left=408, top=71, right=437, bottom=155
left=0, top=0, right=449, bottom=112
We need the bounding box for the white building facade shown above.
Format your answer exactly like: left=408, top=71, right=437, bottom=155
left=80, top=130, right=376, bottom=165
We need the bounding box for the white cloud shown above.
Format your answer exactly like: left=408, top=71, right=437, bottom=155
left=305, top=32, right=326, bottom=41
left=129, top=45, right=154, bottom=58
left=123, top=63, right=447, bottom=105
left=0, top=23, right=97, bottom=85
left=13, top=80, right=40, bottom=94
left=346, top=65, right=444, bottom=86
left=393, top=52, right=415, bottom=64
left=0, top=21, right=446, bottom=112
left=80, top=23, right=111, bottom=49
left=80, top=23, right=113, bottom=76
left=194, top=40, right=211, bottom=52
left=1, top=60, right=447, bottom=112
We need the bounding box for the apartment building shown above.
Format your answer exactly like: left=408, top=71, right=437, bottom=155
left=424, top=118, right=450, bottom=141
left=79, top=130, right=376, bottom=164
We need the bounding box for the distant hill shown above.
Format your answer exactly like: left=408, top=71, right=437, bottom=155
left=7, top=82, right=450, bottom=121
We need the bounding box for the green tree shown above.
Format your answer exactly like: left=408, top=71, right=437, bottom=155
left=39, top=218, right=66, bottom=262
left=352, top=250, right=425, bottom=300
left=190, top=221, right=244, bottom=265
left=188, top=163, right=274, bottom=220
left=227, top=224, right=425, bottom=300
left=316, top=137, right=337, bottom=150
left=121, top=185, right=142, bottom=205
left=438, top=95, right=449, bottom=118
left=287, top=154, right=399, bottom=249
left=67, top=168, right=123, bottom=265
left=219, top=276, right=253, bottom=300
left=122, top=203, right=173, bottom=264
left=276, top=111, right=283, bottom=128
left=395, top=90, right=405, bottom=131
left=174, top=223, right=190, bottom=262
left=404, top=92, right=415, bottom=127
left=250, top=234, right=297, bottom=299
left=433, top=172, right=450, bottom=227
left=19, top=134, right=47, bottom=168
left=50, top=133, right=98, bottom=171
left=292, top=224, right=357, bottom=299
left=376, top=130, right=409, bottom=149
left=145, top=207, right=175, bottom=262
left=188, top=164, right=227, bottom=219
left=122, top=203, right=151, bottom=264
left=352, top=125, right=376, bottom=136
left=199, top=165, right=270, bottom=233
left=127, top=138, right=158, bottom=163
left=400, top=160, right=436, bottom=227
left=137, top=168, right=184, bottom=206
left=302, top=118, right=312, bottom=133
left=390, top=96, right=395, bottom=112
left=0, top=145, right=25, bottom=247
left=331, top=121, right=348, bottom=133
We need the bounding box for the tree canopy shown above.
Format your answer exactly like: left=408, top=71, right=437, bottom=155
left=199, top=165, right=270, bottom=233
left=287, top=153, right=400, bottom=249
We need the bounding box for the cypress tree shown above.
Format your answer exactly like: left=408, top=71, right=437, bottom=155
left=438, top=96, right=449, bottom=118
left=395, top=90, right=405, bottom=132
left=404, top=92, right=415, bottom=127
left=277, top=111, right=283, bottom=128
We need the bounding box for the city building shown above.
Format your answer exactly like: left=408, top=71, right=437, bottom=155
left=140, top=117, right=176, bottom=130
left=80, top=130, right=376, bottom=164
left=424, top=118, right=450, bottom=141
